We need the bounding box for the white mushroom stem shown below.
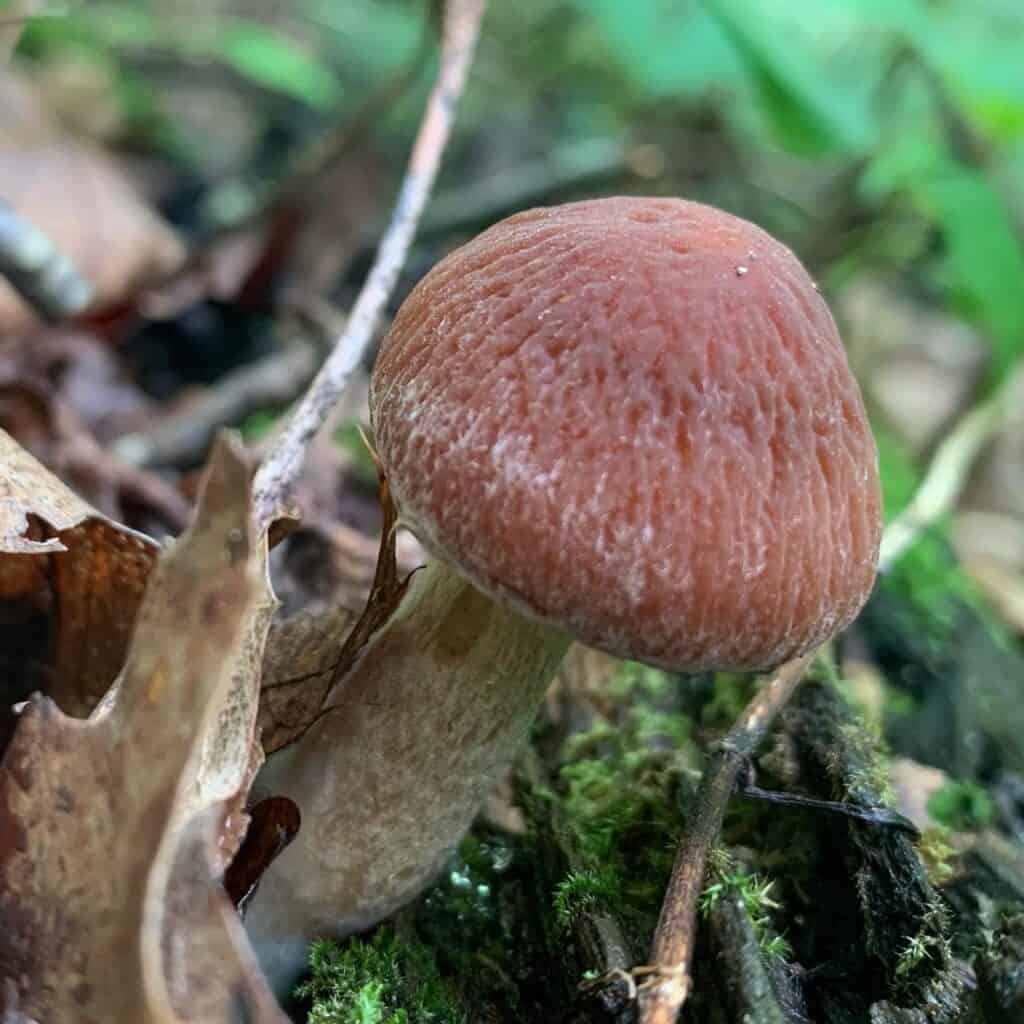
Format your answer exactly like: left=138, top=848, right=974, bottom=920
left=245, top=558, right=570, bottom=993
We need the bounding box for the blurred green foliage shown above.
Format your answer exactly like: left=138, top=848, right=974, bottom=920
left=17, top=0, right=1023, bottom=375
left=926, top=779, right=996, bottom=830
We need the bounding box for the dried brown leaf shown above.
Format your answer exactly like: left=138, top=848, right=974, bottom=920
left=0, top=331, right=156, bottom=443
left=0, top=423, right=103, bottom=552
left=258, top=471, right=412, bottom=753
left=0, top=435, right=284, bottom=1022
left=0, top=377, right=190, bottom=532
left=189, top=504, right=277, bottom=878
left=258, top=604, right=357, bottom=755
left=224, top=796, right=301, bottom=912
left=0, top=428, right=157, bottom=735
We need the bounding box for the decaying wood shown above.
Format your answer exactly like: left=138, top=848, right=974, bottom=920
left=636, top=654, right=814, bottom=1024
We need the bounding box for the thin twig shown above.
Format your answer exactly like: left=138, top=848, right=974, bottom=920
left=114, top=343, right=318, bottom=469
left=635, top=653, right=814, bottom=1024
left=705, top=891, right=786, bottom=1024
left=878, top=362, right=1023, bottom=573
left=0, top=201, right=93, bottom=322
left=737, top=781, right=919, bottom=835
left=251, top=0, right=487, bottom=533
left=278, top=1, right=442, bottom=208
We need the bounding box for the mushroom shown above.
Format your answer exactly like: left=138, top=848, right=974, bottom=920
left=246, top=196, right=882, bottom=991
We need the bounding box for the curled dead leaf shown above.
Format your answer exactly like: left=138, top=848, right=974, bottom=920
left=0, top=434, right=284, bottom=1022
left=258, top=469, right=412, bottom=753
left=0, top=428, right=157, bottom=744
left=224, top=796, right=301, bottom=914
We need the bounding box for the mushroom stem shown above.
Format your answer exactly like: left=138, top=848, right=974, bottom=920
left=245, top=558, right=570, bottom=993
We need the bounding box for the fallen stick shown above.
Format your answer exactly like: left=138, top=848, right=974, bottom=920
left=636, top=653, right=814, bottom=1024
left=251, top=0, right=487, bottom=533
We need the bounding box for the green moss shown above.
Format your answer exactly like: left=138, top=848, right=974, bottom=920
left=699, top=854, right=792, bottom=961
left=874, top=420, right=921, bottom=523
left=553, top=868, right=621, bottom=928
left=885, top=532, right=986, bottom=644
left=893, top=896, right=952, bottom=990
left=606, top=660, right=673, bottom=701
left=411, top=833, right=534, bottom=1017
left=831, top=719, right=896, bottom=808
left=296, top=930, right=466, bottom=1024
left=556, top=667, right=699, bottom=943
left=917, top=826, right=957, bottom=887
left=700, top=672, right=756, bottom=730
left=926, top=779, right=995, bottom=830
left=874, top=421, right=1013, bottom=653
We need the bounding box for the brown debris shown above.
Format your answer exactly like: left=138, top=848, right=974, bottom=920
left=0, top=427, right=158, bottom=728
left=224, top=796, right=301, bottom=913
left=0, top=435, right=284, bottom=1022
left=0, top=377, right=190, bottom=533
left=259, top=470, right=412, bottom=754
left=258, top=604, right=357, bottom=755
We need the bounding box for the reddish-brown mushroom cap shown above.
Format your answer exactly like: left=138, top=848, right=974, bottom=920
left=370, top=196, right=881, bottom=671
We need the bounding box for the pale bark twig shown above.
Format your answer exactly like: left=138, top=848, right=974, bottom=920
left=251, top=0, right=487, bottom=532
left=0, top=201, right=93, bottom=322
left=635, top=653, right=814, bottom=1024
left=879, top=361, right=1023, bottom=573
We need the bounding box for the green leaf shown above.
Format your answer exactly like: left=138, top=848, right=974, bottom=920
left=35, top=6, right=342, bottom=110
left=864, top=145, right=1024, bottom=384
left=942, top=44, right=1024, bottom=140
left=700, top=0, right=875, bottom=155
left=574, top=0, right=742, bottom=97
left=905, top=8, right=1024, bottom=143
left=302, top=0, right=422, bottom=79
left=72, top=4, right=161, bottom=48
left=926, top=780, right=994, bottom=830
left=215, top=20, right=342, bottom=109
left=915, top=166, right=1024, bottom=383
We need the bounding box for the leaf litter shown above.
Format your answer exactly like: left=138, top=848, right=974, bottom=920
left=0, top=434, right=283, bottom=1022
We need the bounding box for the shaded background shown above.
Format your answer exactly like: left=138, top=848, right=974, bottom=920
left=4, top=1, right=1024, bottom=1021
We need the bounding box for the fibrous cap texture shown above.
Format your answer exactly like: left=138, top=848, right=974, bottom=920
left=370, top=197, right=881, bottom=671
